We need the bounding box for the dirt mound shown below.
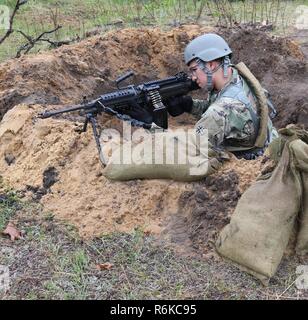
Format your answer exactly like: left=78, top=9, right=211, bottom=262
left=0, top=103, right=264, bottom=242
left=159, top=158, right=264, bottom=256
left=0, top=25, right=208, bottom=120
left=0, top=25, right=306, bottom=255
left=0, top=25, right=306, bottom=127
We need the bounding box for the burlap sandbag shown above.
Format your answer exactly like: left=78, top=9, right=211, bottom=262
left=102, top=130, right=227, bottom=181
left=297, top=170, right=308, bottom=254
left=270, top=127, right=308, bottom=255
left=292, top=140, right=308, bottom=254
left=216, top=126, right=308, bottom=285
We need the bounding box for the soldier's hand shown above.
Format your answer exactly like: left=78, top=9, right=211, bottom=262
left=164, top=96, right=193, bottom=117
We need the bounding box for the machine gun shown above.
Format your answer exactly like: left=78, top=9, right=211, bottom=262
left=38, top=71, right=199, bottom=163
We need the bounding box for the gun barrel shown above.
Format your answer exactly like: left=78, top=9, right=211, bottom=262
left=38, top=104, right=90, bottom=118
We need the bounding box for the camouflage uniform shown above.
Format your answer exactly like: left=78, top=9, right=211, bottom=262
left=190, top=67, right=278, bottom=153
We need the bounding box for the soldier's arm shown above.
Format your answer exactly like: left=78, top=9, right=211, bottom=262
left=190, top=99, right=211, bottom=118
left=194, top=104, right=226, bottom=148
left=193, top=97, right=254, bottom=149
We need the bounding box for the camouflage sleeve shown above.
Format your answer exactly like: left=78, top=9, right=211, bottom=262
left=190, top=99, right=210, bottom=118
left=194, top=97, right=256, bottom=149
left=194, top=103, right=226, bottom=147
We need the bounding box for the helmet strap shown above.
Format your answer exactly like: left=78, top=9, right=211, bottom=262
left=206, top=71, right=213, bottom=92
left=223, top=56, right=231, bottom=78
left=197, top=60, right=213, bottom=91
left=196, top=59, right=221, bottom=92
left=196, top=56, right=231, bottom=91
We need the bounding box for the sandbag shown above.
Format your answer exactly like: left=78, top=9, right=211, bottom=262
left=216, top=125, right=308, bottom=285
left=292, top=139, right=308, bottom=254
left=102, top=129, right=228, bottom=181
left=296, top=170, right=308, bottom=254
left=272, top=126, right=308, bottom=255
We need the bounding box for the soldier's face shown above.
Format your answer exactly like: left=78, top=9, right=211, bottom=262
left=188, top=62, right=208, bottom=89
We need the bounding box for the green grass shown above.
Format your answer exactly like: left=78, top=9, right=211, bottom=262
left=0, top=189, right=306, bottom=300
left=0, top=183, right=21, bottom=230
left=0, top=0, right=308, bottom=62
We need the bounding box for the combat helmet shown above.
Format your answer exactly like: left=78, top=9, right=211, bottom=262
left=184, top=33, right=232, bottom=90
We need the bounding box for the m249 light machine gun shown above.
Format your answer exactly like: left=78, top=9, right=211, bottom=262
left=38, top=71, right=199, bottom=162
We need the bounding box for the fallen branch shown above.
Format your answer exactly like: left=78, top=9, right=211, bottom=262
left=39, top=35, right=81, bottom=49
left=0, top=0, right=27, bottom=45
left=16, top=25, right=62, bottom=58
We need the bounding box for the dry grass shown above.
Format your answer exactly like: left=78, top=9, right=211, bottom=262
left=0, top=0, right=307, bottom=61
left=0, top=185, right=307, bottom=300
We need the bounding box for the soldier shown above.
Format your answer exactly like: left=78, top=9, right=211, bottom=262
left=165, top=33, right=278, bottom=159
